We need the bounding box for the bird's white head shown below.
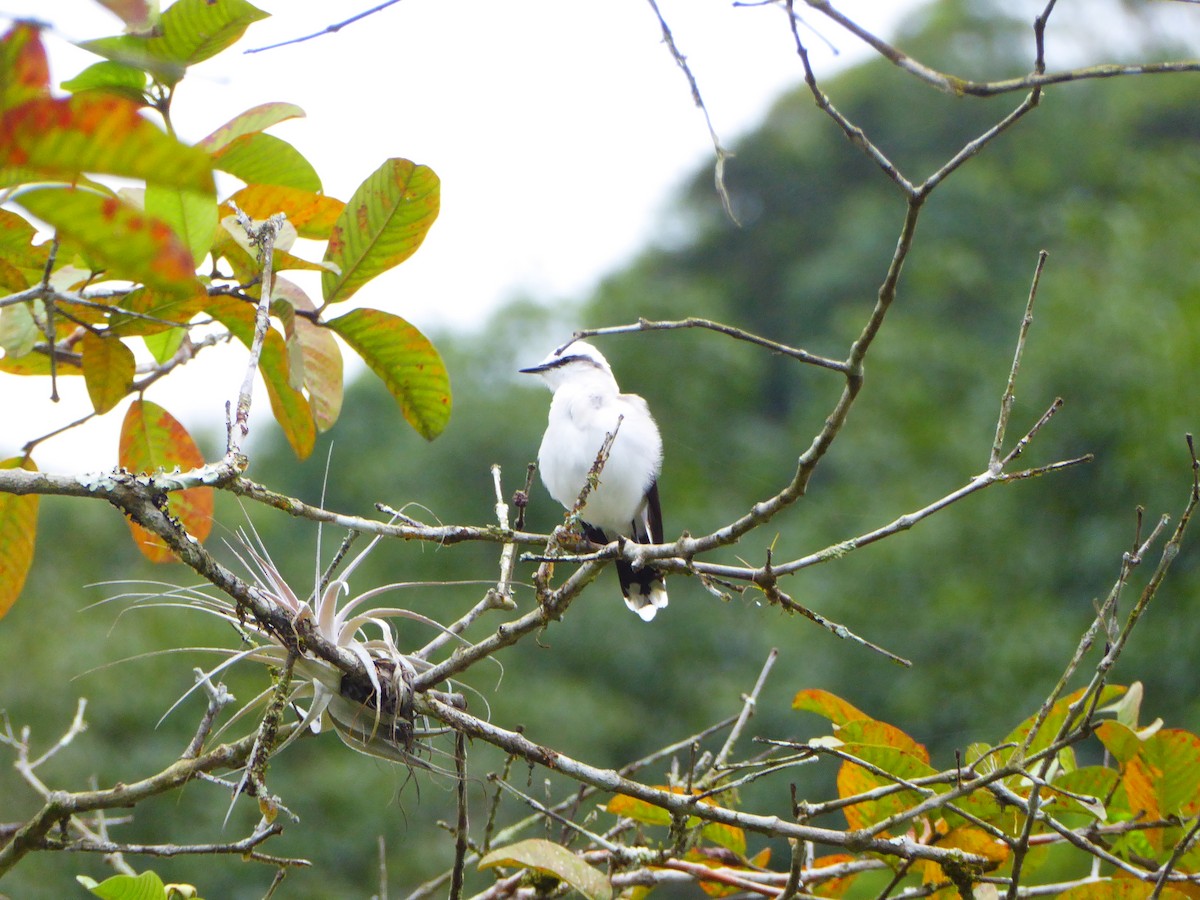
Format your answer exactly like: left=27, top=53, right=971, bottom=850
left=519, top=341, right=615, bottom=392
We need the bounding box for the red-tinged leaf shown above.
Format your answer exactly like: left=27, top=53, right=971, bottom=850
left=274, top=276, right=343, bottom=430
left=80, top=0, right=268, bottom=84
left=145, top=183, right=218, bottom=266
left=0, top=457, right=38, bottom=620
left=228, top=184, right=344, bottom=239
left=324, top=307, right=450, bottom=440
left=214, top=132, right=320, bottom=192
left=107, top=283, right=207, bottom=337
left=199, top=101, right=304, bottom=154
left=18, top=188, right=197, bottom=295
left=478, top=839, right=611, bottom=900
left=81, top=332, right=135, bottom=414
left=93, top=0, right=154, bottom=31
left=118, top=399, right=213, bottom=562
left=0, top=94, right=213, bottom=191
left=838, top=719, right=929, bottom=764
left=0, top=22, right=49, bottom=110
left=322, top=158, right=439, bottom=303
left=793, top=689, right=870, bottom=726
left=205, top=295, right=315, bottom=459
left=0, top=207, right=49, bottom=270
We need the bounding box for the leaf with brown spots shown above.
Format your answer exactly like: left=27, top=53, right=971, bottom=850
left=322, top=159, right=439, bottom=304
left=118, top=400, right=213, bottom=563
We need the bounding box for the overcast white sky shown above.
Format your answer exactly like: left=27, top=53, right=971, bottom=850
left=0, top=0, right=924, bottom=468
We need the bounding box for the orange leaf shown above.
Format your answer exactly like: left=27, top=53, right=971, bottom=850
left=229, top=184, right=344, bottom=239
left=118, top=399, right=213, bottom=562
left=793, top=689, right=869, bottom=726
left=0, top=457, right=38, bottom=619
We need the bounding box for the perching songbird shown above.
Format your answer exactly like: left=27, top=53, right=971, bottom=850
left=520, top=341, right=668, bottom=621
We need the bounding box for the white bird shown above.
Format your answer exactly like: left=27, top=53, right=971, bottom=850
left=520, top=341, right=668, bottom=621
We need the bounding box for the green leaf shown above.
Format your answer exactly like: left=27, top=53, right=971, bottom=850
left=479, top=839, right=612, bottom=900
left=322, top=158, right=439, bottom=303
left=324, top=307, right=450, bottom=440
left=0, top=94, right=213, bottom=191
left=228, top=184, right=344, bottom=239
left=205, top=295, right=316, bottom=459
left=213, top=132, right=320, bottom=192
left=145, top=183, right=218, bottom=267
left=118, top=399, right=214, bottom=562
left=0, top=300, right=39, bottom=357
left=77, top=869, right=171, bottom=899
left=198, top=101, right=305, bottom=154
left=143, top=328, right=186, bottom=365
left=80, top=0, right=269, bottom=85
left=61, top=60, right=148, bottom=102
left=17, top=187, right=198, bottom=295
left=0, top=457, right=38, bottom=620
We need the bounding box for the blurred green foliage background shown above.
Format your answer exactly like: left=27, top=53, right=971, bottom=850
left=4, top=1, right=1200, bottom=896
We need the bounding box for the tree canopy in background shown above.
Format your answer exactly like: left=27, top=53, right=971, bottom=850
left=3, top=0, right=1200, bottom=897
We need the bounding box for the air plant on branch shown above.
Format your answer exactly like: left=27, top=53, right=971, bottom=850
left=97, top=516, right=474, bottom=787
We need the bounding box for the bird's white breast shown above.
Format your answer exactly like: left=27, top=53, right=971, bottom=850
left=538, top=386, right=662, bottom=536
